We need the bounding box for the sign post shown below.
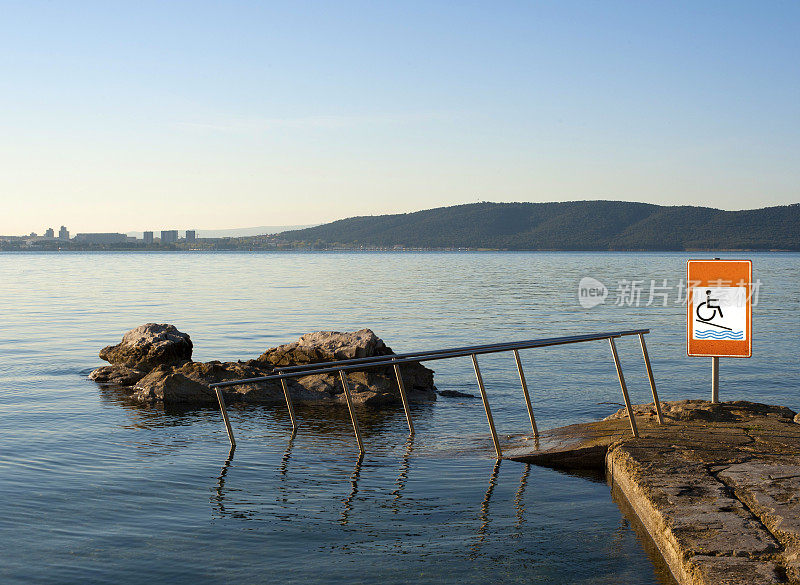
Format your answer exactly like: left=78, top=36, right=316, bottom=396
left=687, top=259, right=752, bottom=403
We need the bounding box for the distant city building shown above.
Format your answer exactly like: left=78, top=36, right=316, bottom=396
left=185, top=230, right=196, bottom=243
left=45, top=228, right=55, bottom=238
left=59, top=226, right=69, bottom=240
left=160, top=230, right=178, bottom=244
left=73, top=233, right=129, bottom=244
left=143, top=231, right=154, bottom=244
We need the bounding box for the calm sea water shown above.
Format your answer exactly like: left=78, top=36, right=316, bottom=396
left=2, top=251, right=798, bottom=584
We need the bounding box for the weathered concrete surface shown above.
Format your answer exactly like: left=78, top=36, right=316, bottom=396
left=506, top=400, right=800, bottom=585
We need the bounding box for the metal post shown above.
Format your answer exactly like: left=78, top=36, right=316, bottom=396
left=712, top=357, right=719, bottom=403
left=392, top=361, right=415, bottom=434
left=471, top=354, right=502, bottom=459
left=608, top=338, right=639, bottom=437
left=280, top=378, right=298, bottom=430
left=214, top=388, right=236, bottom=447
left=638, top=333, right=664, bottom=424
left=512, top=349, right=538, bottom=438
left=338, top=370, right=365, bottom=454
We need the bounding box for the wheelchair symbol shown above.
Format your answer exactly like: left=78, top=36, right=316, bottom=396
left=695, top=290, right=732, bottom=331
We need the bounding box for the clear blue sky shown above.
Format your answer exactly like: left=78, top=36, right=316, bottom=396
left=1, top=1, right=798, bottom=233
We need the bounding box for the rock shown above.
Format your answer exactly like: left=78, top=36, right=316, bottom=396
left=89, top=365, right=146, bottom=386
left=93, top=325, right=437, bottom=406
left=604, top=399, right=797, bottom=424
left=257, top=329, right=437, bottom=405
left=132, top=361, right=278, bottom=404
left=257, top=329, right=392, bottom=366
left=438, top=389, right=477, bottom=398
left=98, top=323, right=192, bottom=370
left=795, top=413, right=800, bottom=424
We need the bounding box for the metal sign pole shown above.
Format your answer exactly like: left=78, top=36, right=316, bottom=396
left=712, top=357, right=719, bottom=403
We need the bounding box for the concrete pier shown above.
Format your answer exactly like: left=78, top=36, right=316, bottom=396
left=505, top=401, right=800, bottom=585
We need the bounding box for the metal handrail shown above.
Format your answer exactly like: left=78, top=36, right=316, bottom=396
left=269, top=329, right=649, bottom=374
left=209, top=329, right=664, bottom=458
left=210, top=330, right=647, bottom=387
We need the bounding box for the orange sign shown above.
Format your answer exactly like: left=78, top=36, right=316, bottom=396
left=687, top=260, right=752, bottom=358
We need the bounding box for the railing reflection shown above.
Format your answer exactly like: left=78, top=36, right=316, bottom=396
left=514, top=464, right=531, bottom=531
left=340, top=455, right=364, bottom=526
left=213, top=446, right=236, bottom=517
left=212, top=443, right=537, bottom=542
left=390, top=437, right=414, bottom=510
left=471, top=460, right=502, bottom=555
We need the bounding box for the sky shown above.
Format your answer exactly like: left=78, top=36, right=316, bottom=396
left=1, top=1, right=798, bottom=234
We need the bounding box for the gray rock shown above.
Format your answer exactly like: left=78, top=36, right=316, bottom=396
left=132, top=361, right=277, bottom=404
left=257, top=329, right=437, bottom=405
left=604, top=399, right=797, bottom=424
left=98, top=323, right=192, bottom=370
left=438, top=389, right=477, bottom=398
left=95, top=325, right=438, bottom=406
left=257, top=329, right=392, bottom=366
left=88, top=365, right=146, bottom=386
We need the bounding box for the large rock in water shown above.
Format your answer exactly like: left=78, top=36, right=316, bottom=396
left=255, top=329, right=436, bottom=406
left=98, top=323, right=193, bottom=369
left=131, top=361, right=277, bottom=405
left=258, top=329, right=393, bottom=365
left=90, top=326, right=437, bottom=407
left=90, top=323, right=193, bottom=386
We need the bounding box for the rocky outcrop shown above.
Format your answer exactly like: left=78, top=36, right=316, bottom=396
left=89, top=365, right=147, bottom=386
left=99, top=323, right=193, bottom=369
left=254, top=329, right=436, bottom=406
left=91, top=325, right=437, bottom=407
left=258, top=329, right=392, bottom=366
left=603, top=399, right=797, bottom=424
left=131, top=361, right=276, bottom=404
left=94, top=322, right=194, bottom=386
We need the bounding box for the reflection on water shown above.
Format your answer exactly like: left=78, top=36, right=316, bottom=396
left=390, top=436, right=414, bottom=509
left=214, top=446, right=236, bottom=517
left=514, top=463, right=530, bottom=531
left=472, top=459, right=502, bottom=555
left=340, top=454, right=364, bottom=525
left=279, top=430, right=296, bottom=478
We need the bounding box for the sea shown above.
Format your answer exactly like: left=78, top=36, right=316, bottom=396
left=2, top=251, right=798, bottom=584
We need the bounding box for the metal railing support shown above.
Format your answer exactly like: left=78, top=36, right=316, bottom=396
left=392, top=361, right=414, bottom=434
left=638, top=333, right=664, bottom=424
left=280, top=378, right=298, bottom=430
left=711, top=357, right=720, bottom=404
left=338, top=370, right=365, bottom=454
left=471, top=354, right=502, bottom=459
left=214, top=388, right=236, bottom=447
left=608, top=338, right=639, bottom=437
left=513, top=349, right=538, bottom=438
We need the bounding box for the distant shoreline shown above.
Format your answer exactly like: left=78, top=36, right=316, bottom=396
left=2, top=246, right=796, bottom=254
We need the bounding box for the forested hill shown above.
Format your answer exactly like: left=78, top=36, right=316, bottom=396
left=278, top=201, right=800, bottom=251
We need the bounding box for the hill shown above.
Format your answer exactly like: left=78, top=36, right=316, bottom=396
left=278, top=201, right=800, bottom=251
